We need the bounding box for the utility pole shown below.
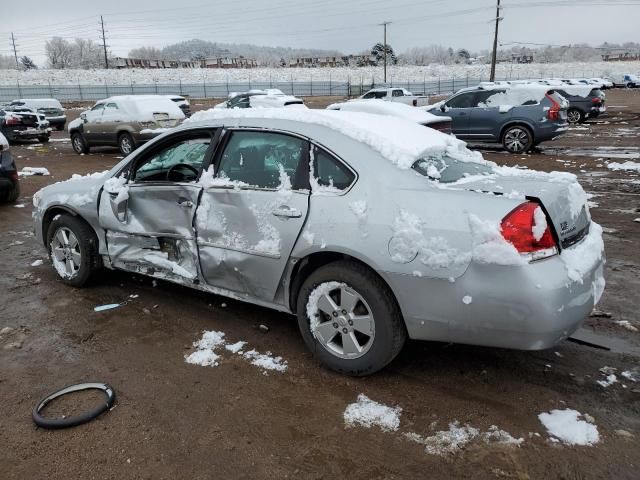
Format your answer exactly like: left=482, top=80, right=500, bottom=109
left=100, top=15, right=109, bottom=69
left=489, top=0, right=501, bottom=82
left=10, top=33, right=19, bottom=69
left=379, top=21, right=391, bottom=84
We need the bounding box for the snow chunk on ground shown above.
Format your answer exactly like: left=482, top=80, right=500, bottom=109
left=404, top=422, right=480, bottom=455
left=538, top=409, right=599, bottom=446
left=596, top=374, right=618, bottom=388
left=31, top=259, right=43, bottom=267
left=242, top=349, right=288, bottom=372
left=19, top=167, right=50, bottom=176
left=225, top=341, right=247, bottom=353
left=607, top=161, right=640, bottom=172
left=343, top=394, right=402, bottom=432
left=482, top=426, right=525, bottom=446
left=185, top=330, right=226, bottom=367
left=615, top=320, right=638, bottom=332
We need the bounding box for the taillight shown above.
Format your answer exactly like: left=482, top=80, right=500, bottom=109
left=9, top=172, right=19, bottom=182
left=501, top=202, right=557, bottom=260
left=591, top=97, right=602, bottom=103
left=5, top=115, right=21, bottom=125
left=545, top=93, right=560, bottom=121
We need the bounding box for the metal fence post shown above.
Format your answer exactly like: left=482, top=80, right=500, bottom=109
left=17, top=80, right=22, bottom=97
left=130, top=81, right=134, bottom=94
left=179, top=79, right=183, bottom=95
left=78, top=83, right=83, bottom=101
left=226, top=75, right=229, bottom=96
left=329, top=73, right=332, bottom=96
left=438, top=77, right=441, bottom=94
left=204, top=78, right=207, bottom=98
left=310, top=74, right=313, bottom=96
left=291, top=75, right=294, bottom=96
left=105, top=81, right=109, bottom=97
left=48, top=80, right=53, bottom=97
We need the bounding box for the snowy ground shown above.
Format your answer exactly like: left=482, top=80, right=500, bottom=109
left=1, top=61, right=638, bottom=86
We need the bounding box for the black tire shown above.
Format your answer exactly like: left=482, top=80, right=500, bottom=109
left=118, top=132, right=136, bottom=156
left=46, top=213, right=102, bottom=287
left=3, top=180, right=20, bottom=203
left=502, top=125, right=533, bottom=153
left=71, top=132, right=89, bottom=154
left=296, top=260, right=406, bottom=376
left=567, top=108, right=585, bottom=124
left=38, top=135, right=50, bottom=143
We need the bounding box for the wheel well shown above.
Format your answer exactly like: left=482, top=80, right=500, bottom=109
left=500, top=122, right=534, bottom=142
left=42, top=207, right=94, bottom=247
left=288, top=251, right=400, bottom=313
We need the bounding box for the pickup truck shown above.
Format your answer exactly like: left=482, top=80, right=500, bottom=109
left=359, top=88, right=428, bottom=107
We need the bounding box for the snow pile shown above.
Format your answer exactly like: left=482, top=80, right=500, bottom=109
left=327, top=99, right=446, bottom=125
left=561, top=222, right=604, bottom=284
left=615, top=320, right=638, bottom=332
left=468, top=213, right=526, bottom=266
left=19, top=167, right=50, bottom=176
left=187, top=108, right=482, bottom=170
left=532, top=206, right=547, bottom=241
left=343, top=394, right=402, bottom=432
left=596, top=374, right=618, bottom=388
left=186, top=330, right=288, bottom=372
left=404, top=422, right=480, bottom=455
left=538, top=409, right=599, bottom=446
left=103, top=174, right=129, bottom=203
left=482, top=426, right=525, bottom=446
left=607, top=161, right=640, bottom=172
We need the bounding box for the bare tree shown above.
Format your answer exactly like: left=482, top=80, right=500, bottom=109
left=46, top=37, right=73, bottom=69
left=72, top=38, right=104, bottom=68
left=0, top=54, right=16, bottom=69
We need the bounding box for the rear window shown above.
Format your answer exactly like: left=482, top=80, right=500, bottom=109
left=412, top=155, right=492, bottom=183
left=363, top=91, right=387, bottom=99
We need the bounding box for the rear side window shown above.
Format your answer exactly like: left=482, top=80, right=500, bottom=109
left=392, top=89, right=403, bottom=97
left=313, top=146, right=355, bottom=190
left=218, top=131, right=307, bottom=189
left=91, top=103, right=105, bottom=111
left=363, top=91, right=387, bottom=99
left=446, top=93, right=475, bottom=108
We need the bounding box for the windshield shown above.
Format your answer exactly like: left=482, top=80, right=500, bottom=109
left=412, top=155, right=492, bottom=183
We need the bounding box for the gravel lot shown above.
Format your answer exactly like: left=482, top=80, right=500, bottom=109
left=1, top=90, right=639, bottom=479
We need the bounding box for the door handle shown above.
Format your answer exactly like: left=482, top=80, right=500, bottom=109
left=177, top=200, right=194, bottom=208
left=272, top=205, right=301, bottom=218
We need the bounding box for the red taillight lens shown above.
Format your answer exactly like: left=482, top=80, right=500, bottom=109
left=501, top=202, right=556, bottom=254
left=591, top=97, right=602, bottom=103
left=545, top=93, right=560, bottom=121
left=5, top=115, right=21, bottom=125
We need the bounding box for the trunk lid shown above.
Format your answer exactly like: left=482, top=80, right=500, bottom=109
left=460, top=175, right=590, bottom=250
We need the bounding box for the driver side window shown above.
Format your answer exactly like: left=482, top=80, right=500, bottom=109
left=446, top=93, right=475, bottom=109
left=133, top=136, right=211, bottom=183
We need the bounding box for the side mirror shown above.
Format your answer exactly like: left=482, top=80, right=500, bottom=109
left=80, top=112, right=87, bottom=122
left=440, top=104, right=446, bottom=112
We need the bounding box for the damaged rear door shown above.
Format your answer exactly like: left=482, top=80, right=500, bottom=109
left=195, top=129, right=310, bottom=303
left=98, top=130, right=216, bottom=283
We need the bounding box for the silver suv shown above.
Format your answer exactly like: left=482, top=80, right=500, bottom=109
left=68, top=95, right=185, bottom=156
left=429, top=86, right=569, bottom=153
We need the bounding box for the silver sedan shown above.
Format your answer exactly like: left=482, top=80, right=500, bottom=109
left=32, top=109, right=605, bottom=375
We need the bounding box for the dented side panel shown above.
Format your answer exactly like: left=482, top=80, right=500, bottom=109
left=196, top=188, right=309, bottom=302
left=98, top=183, right=202, bottom=282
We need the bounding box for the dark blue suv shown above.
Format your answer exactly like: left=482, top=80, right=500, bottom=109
left=429, top=86, right=569, bottom=153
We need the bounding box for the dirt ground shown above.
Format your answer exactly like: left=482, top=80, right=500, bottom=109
left=1, top=90, right=639, bottom=479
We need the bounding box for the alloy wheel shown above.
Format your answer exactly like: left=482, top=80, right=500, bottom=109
left=120, top=136, right=132, bottom=154
left=504, top=128, right=529, bottom=153
left=308, top=283, right=375, bottom=359
left=72, top=136, right=83, bottom=153
left=50, top=227, right=81, bottom=279
left=567, top=110, right=581, bottom=124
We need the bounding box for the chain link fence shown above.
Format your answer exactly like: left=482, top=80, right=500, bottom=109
left=0, top=76, right=498, bottom=102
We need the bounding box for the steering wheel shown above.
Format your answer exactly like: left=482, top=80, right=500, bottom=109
left=167, top=163, right=199, bottom=181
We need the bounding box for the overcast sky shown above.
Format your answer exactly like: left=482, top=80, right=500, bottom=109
left=2, top=0, right=639, bottom=65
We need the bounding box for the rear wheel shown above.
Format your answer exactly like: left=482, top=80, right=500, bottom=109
left=296, top=261, right=406, bottom=376
left=567, top=108, right=584, bottom=124
left=502, top=125, right=533, bottom=153
left=46, top=214, right=101, bottom=287
left=38, top=135, right=50, bottom=143
left=2, top=180, right=19, bottom=203
left=118, top=132, right=135, bottom=156
left=71, top=132, right=89, bottom=154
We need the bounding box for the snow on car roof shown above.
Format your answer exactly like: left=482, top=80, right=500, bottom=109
left=326, top=99, right=448, bottom=124
left=99, top=95, right=185, bottom=120
left=186, top=107, right=480, bottom=169
left=13, top=98, right=62, bottom=108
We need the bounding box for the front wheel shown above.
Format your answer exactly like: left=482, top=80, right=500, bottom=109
left=567, top=108, right=584, bottom=124
left=502, top=125, right=533, bottom=153
left=118, top=132, right=135, bottom=156
left=46, top=214, right=101, bottom=287
left=296, top=261, right=406, bottom=376
left=38, top=135, right=50, bottom=143
left=71, top=132, right=89, bottom=154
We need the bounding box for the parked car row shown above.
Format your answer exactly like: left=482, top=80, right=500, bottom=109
left=0, top=107, right=51, bottom=143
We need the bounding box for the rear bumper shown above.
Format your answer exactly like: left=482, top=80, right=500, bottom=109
left=535, top=123, right=569, bottom=143
left=3, top=127, right=50, bottom=141
left=387, top=228, right=605, bottom=350
left=0, top=176, right=17, bottom=195
left=47, top=117, right=67, bottom=127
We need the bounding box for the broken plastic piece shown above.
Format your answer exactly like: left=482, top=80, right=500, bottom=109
left=94, top=303, right=121, bottom=312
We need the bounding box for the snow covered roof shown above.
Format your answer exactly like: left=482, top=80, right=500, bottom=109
left=13, top=98, right=63, bottom=109
left=326, top=99, right=449, bottom=125
left=97, top=95, right=185, bottom=119
left=186, top=107, right=479, bottom=169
